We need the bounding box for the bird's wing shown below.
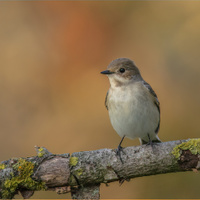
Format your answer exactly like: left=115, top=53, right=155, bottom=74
left=105, top=91, right=109, bottom=110
left=142, top=80, right=160, bottom=111
left=142, top=80, right=160, bottom=133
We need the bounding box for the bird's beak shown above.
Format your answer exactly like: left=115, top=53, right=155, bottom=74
left=100, top=70, right=114, bottom=75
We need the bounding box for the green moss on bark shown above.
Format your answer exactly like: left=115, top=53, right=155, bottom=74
left=172, top=139, right=200, bottom=159
left=1, top=158, right=46, bottom=199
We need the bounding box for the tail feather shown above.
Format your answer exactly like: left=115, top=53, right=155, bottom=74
left=140, top=135, right=161, bottom=145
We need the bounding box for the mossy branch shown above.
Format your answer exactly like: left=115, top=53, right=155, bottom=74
left=1, top=139, right=200, bottom=199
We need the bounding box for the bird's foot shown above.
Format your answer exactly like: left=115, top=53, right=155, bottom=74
left=146, top=133, right=154, bottom=147
left=116, top=145, right=126, bottom=164
left=145, top=134, right=161, bottom=153
left=119, top=177, right=130, bottom=186
left=146, top=140, right=153, bottom=147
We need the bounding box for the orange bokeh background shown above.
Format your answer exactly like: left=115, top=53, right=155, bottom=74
left=1, top=1, right=200, bottom=199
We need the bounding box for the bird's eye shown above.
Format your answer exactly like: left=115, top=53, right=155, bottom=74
left=119, top=68, right=125, bottom=73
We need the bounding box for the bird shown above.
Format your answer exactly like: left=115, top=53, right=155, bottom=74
left=101, top=58, right=161, bottom=161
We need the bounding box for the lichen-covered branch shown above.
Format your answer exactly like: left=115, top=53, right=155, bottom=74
left=1, top=139, right=200, bottom=199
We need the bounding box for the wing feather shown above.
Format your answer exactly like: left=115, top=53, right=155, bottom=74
left=105, top=91, right=109, bottom=110
left=142, top=80, right=160, bottom=133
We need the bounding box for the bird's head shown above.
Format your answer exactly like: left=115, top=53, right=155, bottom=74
left=101, top=58, right=142, bottom=87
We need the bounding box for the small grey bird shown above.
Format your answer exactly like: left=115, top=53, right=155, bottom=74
left=101, top=58, right=161, bottom=159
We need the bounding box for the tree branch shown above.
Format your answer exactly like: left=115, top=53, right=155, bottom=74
left=0, top=139, right=200, bottom=199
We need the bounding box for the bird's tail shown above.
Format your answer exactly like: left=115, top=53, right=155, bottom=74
left=140, top=135, right=161, bottom=145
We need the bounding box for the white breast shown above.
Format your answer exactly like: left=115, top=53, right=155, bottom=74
left=107, top=81, right=159, bottom=141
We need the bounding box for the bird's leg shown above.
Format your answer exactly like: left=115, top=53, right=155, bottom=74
left=146, top=133, right=153, bottom=147
left=145, top=133, right=161, bottom=146
left=116, top=135, right=125, bottom=163
left=117, top=135, right=125, bottom=154
left=146, top=133, right=159, bottom=154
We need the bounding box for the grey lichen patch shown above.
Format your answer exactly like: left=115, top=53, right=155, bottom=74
left=1, top=158, right=46, bottom=199
left=172, top=139, right=200, bottom=160
left=104, top=166, right=118, bottom=181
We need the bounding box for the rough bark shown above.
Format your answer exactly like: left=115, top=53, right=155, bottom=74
left=71, top=184, right=100, bottom=199
left=0, top=139, right=200, bottom=199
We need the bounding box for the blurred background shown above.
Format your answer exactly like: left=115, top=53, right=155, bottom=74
left=0, top=1, right=200, bottom=199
